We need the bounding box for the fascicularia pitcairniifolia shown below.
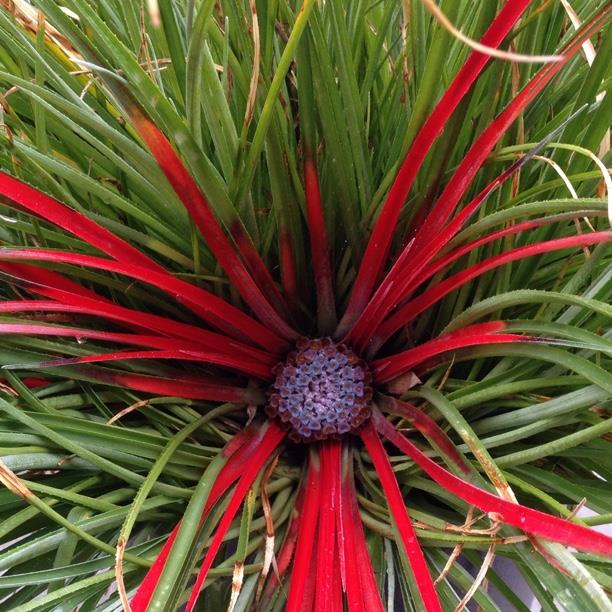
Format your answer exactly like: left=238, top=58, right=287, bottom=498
left=0, top=1, right=611, bottom=611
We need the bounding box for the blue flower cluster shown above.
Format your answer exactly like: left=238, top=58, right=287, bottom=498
left=267, top=338, right=372, bottom=442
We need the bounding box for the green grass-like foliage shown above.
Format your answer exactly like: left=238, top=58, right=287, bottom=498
left=0, top=0, right=611, bottom=610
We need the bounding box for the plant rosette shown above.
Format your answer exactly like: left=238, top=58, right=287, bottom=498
left=0, top=1, right=611, bottom=611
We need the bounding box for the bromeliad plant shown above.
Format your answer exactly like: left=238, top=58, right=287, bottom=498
left=0, top=0, right=611, bottom=610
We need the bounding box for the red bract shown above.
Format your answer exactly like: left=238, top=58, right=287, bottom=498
left=337, top=0, right=534, bottom=334
left=1, top=1, right=611, bottom=610
left=125, top=105, right=296, bottom=339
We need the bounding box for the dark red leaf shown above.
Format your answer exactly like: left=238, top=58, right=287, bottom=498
left=304, top=155, right=336, bottom=333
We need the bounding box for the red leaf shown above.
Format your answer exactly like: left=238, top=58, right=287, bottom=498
left=315, top=442, right=341, bottom=612
left=0, top=171, right=165, bottom=271
left=371, top=3, right=612, bottom=326
left=0, top=248, right=286, bottom=352
left=360, top=422, right=441, bottom=612
left=0, top=321, right=273, bottom=378
left=343, top=4, right=611, bottom=349
left=286, top=452, right=321, bottom=612
left=0, top=299, right=275, bottom=365
left=230, top=221, right=294, bottom=322
left=30, top=348, right=272, bottom=380
left=331, top=539, right=343, bottom=612
left=414, top=5, right=612, bottom=242
left=337, top=0, right=532, bottom=334
left=1, top=250, right=282, bottom=354
left=127, top=105, right=296, bottom=340
left=374, top=231, right=612, bottom=347
left=185, top=423, right=285, bottom=611
left=373, top=321, right=527, bottom=382
left=337, top=460, right=363, bottom=612
left=373, top=410, right=612, bottom=556
left=0, top=261, right=112, bottom=302
left=377, top=395, right=470, bottom=475
left=0, top=163, right=296, bottom=341
left=301, top=539, right=319, bottom=612
left=340, top=447, right=384, bottom=612
left=304, top=155, right=336, bottom=333
left=132, top=426, right=267, bottom=610
left=411, top=213, right=601, bottom=288
left=131, top=525, right=181, bottom=611
left=345, top=183, right=507, bottom=350
left=90, top=369, right=254, bottom=403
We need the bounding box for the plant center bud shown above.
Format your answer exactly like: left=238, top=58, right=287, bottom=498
left=267, top=338, right=372, bottom=443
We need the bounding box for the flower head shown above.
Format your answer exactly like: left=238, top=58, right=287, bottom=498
left=267, top=338, right=372, bottom=442
left=0, top=1, right=611, bottom=611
